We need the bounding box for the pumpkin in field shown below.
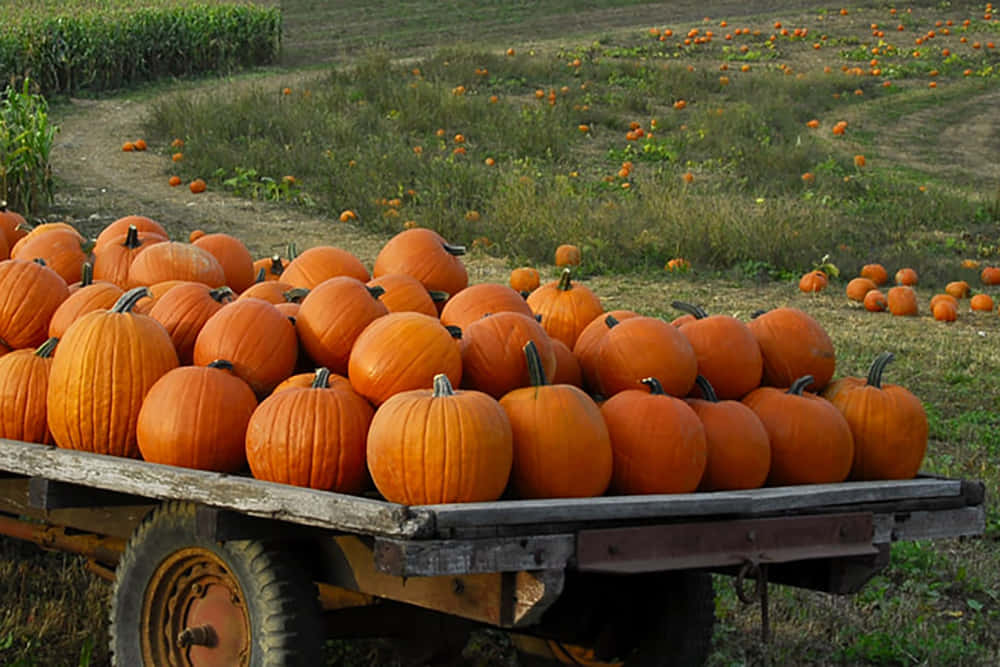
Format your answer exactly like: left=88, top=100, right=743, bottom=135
left=247, top=367, right=373, bottom=492
left=980, top=266, right=1000, bottom=285
left=272, top=370, right=352, bottom=394
left=348, top=311, right=463, bottom=405
left=0, top=258, right=70, bottom=349
left=92, top=225, right=166, bottom=287
left=525, top=268, right=603, bottom=348
left=499, top=342, right=612, bottom=499
left=0, top=337, right=59, bottom=444
left=128, top=241, right=226, bottom=288
left=931, top=299, right=958, bottom=322
left=549, top=338, right=582, bottom=387
left=193, top=298, right=298, bottom=396
left=509, top=267, right=540, bottom=293
left=367, top=273, right=445, bottom=317
left=47, top=287, right=179, bottom=458
left=367, top=374, right=513, bottom=504
left=440, top=283, right=534, bottom=330
left=846, top=277, right=877, bottom=302
left=192, top=233, right=256, bottom=294
left=280, top=245, right=370, bottom=289
left=823, top=352, right=926, bottom=480
left=601, top=377, right=707, bottom=494
left=894, top=267, right=918, bottom=286
left=945, top=281, right=971, bottom=299
left=970, top=293, right=994, bottom=311
left=686, top=376, right=770, bottom=491
left=554, top=244, right=582, bottom=267
left=0, top=205, right=28, bottom=249
left=747, top=307, right=835, bottom=392
left=672, top=301, right=763, bottom=400
left=573, top=309, right=640, bottom=393
left=743, top=375, right=854, bottom=486
left=929, top=293, right=958, bottom=311
left=373, top=228, right=468, bottom=297
left=94, top=215, right=167, bottom=251
left=864, top=289, right=887, bottom=312
left=887, top=285, right=918, bottom=316
left=798, top=270, right=828, bottom=293
left=48, top=264, right=124, bottom=339
left=860, top=263, right=889, bottom=285
left=460, top=311, right=556, bottom=398
left=596, top=315, right=698, bottom=398
left=11, top=228, right=93, bottom=285
left=137, top=360, right=257, bottom=472
left=149, top=283, right=236, bottom=364
left=296, top=277, right=388, bottom=374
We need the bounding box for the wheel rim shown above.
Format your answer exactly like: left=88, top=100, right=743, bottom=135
left=142, top=547, right=251, bottom=667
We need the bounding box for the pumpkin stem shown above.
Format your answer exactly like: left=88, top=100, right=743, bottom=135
left=442, top=241, right=466, bottom=256
left=671, top=301, right=709, bottom=319
left=33, top=258, right=46, bottom=266
left=254, top=267, right=267, bottom=283
left=787, top=375, right=815, bottom=396
left=34, top=337, right=59, bottom=358
left=286, top=242, right=298, bottom=261
left=693, top=375, right=719, bottom=402
left=640, top=377, right=666, bottom=395
left=311, top=367, right=331, bottom=389
left=866, top=352, right=895, bottom=389
left=750, top=309, right=768, bottom=319
left=557, top=268, right=573, bottom=291
left=523, top=340, right=550, bottom=387
left=367, top=285, right=386, bottom=300
left=111, top=287, right=151, bottom=314
left=269, top=255, right=285, bottom=275
left=519, top=290, right=530, bottom=300
left=428, top=290, right=450, bottom=303
left=207, top=359, right=235, bottom=371
left=209, top=286, right=235, bottom=303
left=284, top=287, right=309, bottom=303
left=79, top=262, right=94, bottom=287
left=432, top=373, right=456, bottom=397
left=445, top=325, right=462, bottom=340
left=605, top=314, right=619, bottom=329
left=122, top=225, right=142, bottom=249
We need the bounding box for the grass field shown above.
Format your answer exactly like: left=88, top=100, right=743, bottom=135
left=2, top=0, right=1000, bottom=665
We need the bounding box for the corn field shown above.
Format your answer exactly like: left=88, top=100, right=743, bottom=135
left=0, top=79, right=56, bottom=215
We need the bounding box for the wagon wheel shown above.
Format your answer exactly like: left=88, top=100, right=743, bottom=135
left=109, top=502, right=324, bottom=667
left=513, top=571, right=716, bottom=667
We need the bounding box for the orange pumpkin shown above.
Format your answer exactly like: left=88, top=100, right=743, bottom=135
left=192, top=233, right=256, bottom=294
left=0, top=258, right=70, bottom=349
left=280, top=245, right=370, bottom=289
left=0, top=205, right=28, bottom=249
left=92, top=225, right=166, bottom=287
left=48, top=267, right=124, bottom=340
left=980, top=266, right=1000, bottom=285
left=597, top=315, right=699, bottom=398
left=10, top=222, right=84, bottom=256
left=845, top=277, right=877, bottom=302
left=798, top=270, right=828, bottom=293
left=440, top=283, right=534, bottom=330
left=945, top=280, right=971, bottom=299
left=525, top=268, right=603, bottom=348
left=549, top=338, right=582, bottom=387
left=367, top=272, right=443, bottom=317
left=554, top=244, right=582, bottom=267
left=373, top=228, right=468, bottom=297
left=460, top=311, right=556, bottom=398
left=296, top=277, right=388, bottom=374
left=94, top=215, right=167, bottom=252
left=672, top=302, right=763, bottom=400
left=887, top=285, right=918, bottom=316
left=859, top=263, right=888, bottom=285
left=970, top=293, right=994, bottom=311
left=149, top=283, right=236, bottom=364
left=864, top=289, right=887, bottom=312
left=572, top=309, right=640, bottom=393
left=747, top=308, right=835, bottom=392
left=252, top=254, right=287, bottom=281
left=894, top=267, right=918, bottom=286
left=238, top=280, right=299, bottom=305
left=128, top=242, right=226, bottom=288
left=509, top=267, right=540, bottom=293
left=0, top=337, right=58, bottom=444
left=11, top=228, right=93, bottom=285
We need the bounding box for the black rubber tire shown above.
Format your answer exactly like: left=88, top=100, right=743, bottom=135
left=109, top=501, right=324, bottom=667
left=517, top=571, right=716, bottom=667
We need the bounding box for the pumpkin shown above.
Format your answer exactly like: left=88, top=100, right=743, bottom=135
left=94, top=215, right=167, bottom=251
left=864, top=289, right=887, bottom=312
left=798, top=270, right=828, bottom=293
left=894, top=267, right=918, bottom=285
left=137, top=360, right=257, bottom=472
left=189, top=230, right=206, bottom=243
left=596, top=315, right=698, bottom=398
left=246, top=367, right=373, bottom=492
left=970, top=293, right=994, bottom=311
left=686, top=376, right=770, bottom=491
left=499, top=342, right=612, bottom=499
left=931, top=300, right=957, bottom=322
left=276, top=245, right=370, bottom=289
left=509, top=267, right=540, bottom=293
left=296, top=277, right=388, bottom=375
left=0, top=258, right=70, bottom=349
left=367, top=273, right=445, bottom=317
left=149, top=283, right=236, bottom=364
left=747, top=307, right=835, bottom=392
left=0, top=232, right=8, bottom=261
left=601, top=377, right=707, bottom=494
left=252, top=254, right=287, bottom=281
left=10, top=222, right=84, bottom=256
left=823, top=352, right=927, bottom=480
left=859, top=263, right=888, bottom=285
left=92, top=225, right=166, bottom=287
left=238, top=280, right=300, bottom=305
left=193, top=298, right=298, bottom=396
left=0, top=337, right=58, bottom=444
left=554, top=244, right=582, bottom=267
left=549, top=338, right=582, bottom=387
left=47, top=287, right=179, bottom=458
left=945, top=280, right=971, bottom=298
left=440, top=283, right=534, bottom=330
left=11, top=228, right=93, bottom=285
left=48, top=266, right=124, bottom=339
left=742, top=375, right=854, bottom=486
left=128, top=242, right=226, bottom=288
left=573, top=309, right=639, bottom=393
left=929, top=293, right=958, bottom=310
left=525, top=268, right=603, bottom=348
left=367, top=373, right=513, bottom=504
left=980, top=266, right=1000, bottom=285
left=460, top=311, right=555, bottom=398
left=846, top=277, right=877, bottom=302
left=192, top=233, right=256, bottom=294
left=348, top=311, right=463, bottom=405
left=133, top=280, right=189, bottom=314
left=0, top=205, right=28, bottom=249
left=672, top=301, right=763, bottom=400
left=887, top=285, right=918, bottom=316
left=272, top=370, right=352, bottom=394
left=372, top=228, right=469, bottom=297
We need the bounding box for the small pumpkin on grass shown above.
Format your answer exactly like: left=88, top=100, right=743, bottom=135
left=554, top=244, right=582, bottom=267
left=887, top=285, right=918, bottom=316
left=846, top=277, right=877, bottom=302
left=894, top=267, right=918, bottom=286
left=970, top=293, right=995, bottom=312
left=509, top=267, right=540, bottom=293
left=860, top=263, right=889, bottom=286
left=864, top=289, right=887, bottom=312
left=931, top=299, right=958, bottom=322
left=945, top=280, right=971, bottom=299
left=980, top=266, right=1000, bottom=286
left=798, top=270, right=828, bottom=293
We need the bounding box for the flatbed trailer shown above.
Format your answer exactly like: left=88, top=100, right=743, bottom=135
left=0, top=437, right=986, bottom=666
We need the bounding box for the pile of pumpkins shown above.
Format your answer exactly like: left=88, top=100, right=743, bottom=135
left=0, top=209, right=928, bottom=506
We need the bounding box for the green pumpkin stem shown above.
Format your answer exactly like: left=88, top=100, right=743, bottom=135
left=284, top=287, right=309, bottom=303
left=286, top=242, right=298, bottom=261
left=866, top=352, right=895, bottom=388
left=35, top=337, right=59, bottom=358
left=523, top=340, right=550, bottom=387
left=557, top=268, right=573, bottom=291
left=641, top=377, right=666, bottom=395
left=429, top=290, right=450, bottom=303
left=311, top=367, right=331, bottom=389
left=33, top=257, right=46, bottom=266
left=210, top=286, right=234, bottom=303
left=367, top=285, right=386, bottom=300
left=207, top=359, right=235, bottom=371
left=80, top=262, right=94, bottom=287
left=671, top=301, right=709, bottom=319
left=445, top=325, right=462, bottom=340
left=432, top=373, right=456, bottom=397
left=255, top=267, right=267, bottom=283
left=111, top=287, right=151, bottom=313
left=787, top=375, right=815, bottom=396
left=693, top=375, right=719, bottom=402
left=605, top=314, right=619, bottom=329
left=442, top=241, right=466, bottom=256
left=122, top=225, right=142, bottom=249
left=270, top=255, right=285, bottom=275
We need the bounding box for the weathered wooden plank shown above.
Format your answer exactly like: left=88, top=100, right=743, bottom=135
left=0, top=439, right=432, bottom=538
left=373, top=534, right=575, bottom=577
left=421, top=479, right=966, bottom=531
left=872, top=506, right=985, bottom=543
left=29, top=478, right=148, bottom=510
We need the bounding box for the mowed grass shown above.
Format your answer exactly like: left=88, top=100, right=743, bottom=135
left=3, top=0, right=1000, bottom=665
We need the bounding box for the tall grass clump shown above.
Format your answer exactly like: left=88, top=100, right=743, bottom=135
left=0, top=79, right=57, bottom=215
